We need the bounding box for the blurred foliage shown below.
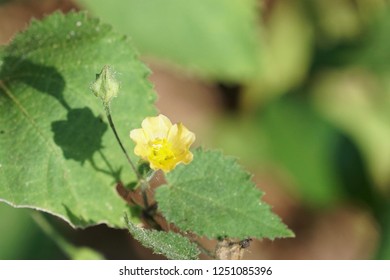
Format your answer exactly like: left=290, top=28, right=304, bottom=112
left=80, top=0, right=261, bottom=82
left=312, top=69, right=390, bottom=191
left=31, top=212, right=104, bottom=260
left=245, top=0, right=313, bottom=102
left=376, top=204, right=390, bottom=259
left=0, top=203, right=66, bottom=259
left=211, top=97, right=345, bottom=207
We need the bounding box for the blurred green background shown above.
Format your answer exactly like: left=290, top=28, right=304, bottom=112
left=1, top=0, right=390, bottom=259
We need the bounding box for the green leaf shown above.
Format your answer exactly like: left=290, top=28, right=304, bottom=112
left=155, top=148, right=294, bottom=239
left=0, top=12, right=156, bottom=228
left=126, top=217, right=200, bottom=260
left=80, top=0, right=261, bottom=82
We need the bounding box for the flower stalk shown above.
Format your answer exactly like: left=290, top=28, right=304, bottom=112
left=104, top=105, right=141, bottom=182
left=91, top=65, right=148, bottom=207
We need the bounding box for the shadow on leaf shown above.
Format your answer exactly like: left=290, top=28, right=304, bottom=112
left=0, top=57, right=124, bottom=181
left=63, top=204, right=95, bottom=228
left=51, top=107, right=107, bottom=163
left=0, top=56, right=70, bottom=110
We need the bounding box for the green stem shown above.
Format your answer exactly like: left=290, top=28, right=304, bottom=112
left=104, top=105, right=141, bottom=181
left=104, top=104, right=150, bottom=208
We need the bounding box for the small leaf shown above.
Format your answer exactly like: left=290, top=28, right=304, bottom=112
left=0, top=12, right=156, bottom=228
left=126, top=217, right=200, bottom=260
left=156, top=148, right=294, bottom=239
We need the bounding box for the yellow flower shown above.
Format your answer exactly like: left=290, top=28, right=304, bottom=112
left=130, top=114, right=195, bottom=172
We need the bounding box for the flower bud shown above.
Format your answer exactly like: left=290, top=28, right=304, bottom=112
left=90, top=65, right=119, bottom=106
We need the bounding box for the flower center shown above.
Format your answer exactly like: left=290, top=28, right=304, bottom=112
left=148, top=138, right=175, bottom=165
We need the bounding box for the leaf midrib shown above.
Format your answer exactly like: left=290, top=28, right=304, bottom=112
left=0, top=80, right=83, bottom=211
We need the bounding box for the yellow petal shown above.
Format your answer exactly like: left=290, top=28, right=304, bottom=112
left=134, top=144, right=149, bottom=160
left=168, top=123, right=196, bottom=151
left=130, top=128, right=148, bottom=144
left=141, top=114, right=172, bottom=139
left=181, top=151, right=193, bottom=164
left=129, top=114, right=195, bottom=172
left=149, top=159, right=176, bottom=173
left=170, top=150, right=193, bottom=168
left=129, top=128, right=149, bottom=159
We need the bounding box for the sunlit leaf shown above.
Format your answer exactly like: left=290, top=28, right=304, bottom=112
left=0, top=12, right=156, bottom=228
left=156, top=148, right=293, bottom=239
